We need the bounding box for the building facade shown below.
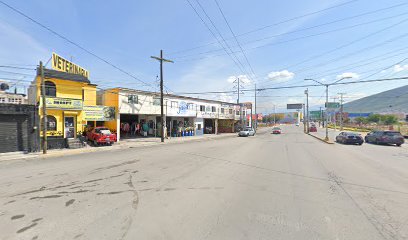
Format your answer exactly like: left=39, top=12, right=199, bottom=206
left=0, top=91, right=28, bottom=104
left=100, top=88, right=247, bottom=141
left=28, top=68, right=115, bottom=148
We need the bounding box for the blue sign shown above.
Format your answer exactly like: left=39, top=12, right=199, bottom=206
left=348, top=113, right=371, bottom=118
left=178, top=101, right=188, bottom=114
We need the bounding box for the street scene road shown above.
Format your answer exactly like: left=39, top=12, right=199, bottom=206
left=1, top=125, right=407, bottom=240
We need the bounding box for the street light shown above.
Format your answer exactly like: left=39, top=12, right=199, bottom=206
left=304, top=77, right=352, bottom=142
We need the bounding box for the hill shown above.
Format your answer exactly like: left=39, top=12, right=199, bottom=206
left=343, top=85, right=408, bottom=114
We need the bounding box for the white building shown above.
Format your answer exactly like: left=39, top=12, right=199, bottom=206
left=0, top=90, right=28, bottom=105
left=99, top=88, right=247, bottom=141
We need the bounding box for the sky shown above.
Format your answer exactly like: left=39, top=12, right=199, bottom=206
left=1, top=0, right=408, bottom=113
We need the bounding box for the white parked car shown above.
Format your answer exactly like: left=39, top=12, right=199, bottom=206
left=238, top=127, right=256, bottom=137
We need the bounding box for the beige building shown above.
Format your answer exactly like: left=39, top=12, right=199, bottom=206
left=0, top=90, right=28, bottom=104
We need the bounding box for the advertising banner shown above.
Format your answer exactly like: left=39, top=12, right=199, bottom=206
left=42, top=97, right=83, bottom=110
left=83, top=106, right=115, bottom=121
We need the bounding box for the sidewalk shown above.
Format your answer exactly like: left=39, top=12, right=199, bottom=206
left=0, top=133, right=237, bottom=162
left=307, top=126, right=339, bottom=144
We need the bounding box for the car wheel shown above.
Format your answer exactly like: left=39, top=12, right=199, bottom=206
left=93, top=140, right=98, bottom=146
left=359, top=142, right=363, bottom=145
left=396, top=143, right=401, bottom=147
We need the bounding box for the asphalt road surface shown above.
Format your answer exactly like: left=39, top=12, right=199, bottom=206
left=1, top=126, right=407, bottom=240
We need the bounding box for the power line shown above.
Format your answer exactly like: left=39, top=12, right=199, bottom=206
left=0, top=0, right=153, bottom=88
left=174, top=11, right=408, bottom=60
left=213, top=0, right=256, bottom=79
left=189, top=0, right=253, bottom=78
left=174, top=76, right=408, bottom=95
left=169, top=0, right=362, bottom=55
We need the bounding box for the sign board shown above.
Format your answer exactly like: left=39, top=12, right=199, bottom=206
left=43, top=97, right=83, bottom=110
left=83, top=106, right=115, bottom=121
left=310, top=110, right=322, bottom=119
left=325, top=102, right=340, bottom=108
left=287, top=103, right=303, bottom=110
left=52, top=52, right=90, bottom=78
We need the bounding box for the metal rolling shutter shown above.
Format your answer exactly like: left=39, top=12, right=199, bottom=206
left=0, top=114, right=28, bottom=153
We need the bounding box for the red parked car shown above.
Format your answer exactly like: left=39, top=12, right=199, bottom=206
left=309, top=126, right=317, bottom=132
left=87, top=127, right=117, bottom=146
left=272, top=127, right=282, bottom=134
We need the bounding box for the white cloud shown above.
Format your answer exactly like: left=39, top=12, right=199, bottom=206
left=218, top=93, right=234, bottom=103
left=336, top=72, right=359, bottom=80
left=393, top=64, right=408, bottom=72
left=227, top=75, right=251, bottom=85
left=267, top=70, right=294, bottom=82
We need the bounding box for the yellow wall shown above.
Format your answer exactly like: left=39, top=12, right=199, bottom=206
left=101, top=88, right=119, bottom=132
left=35, top=76, right=98, bottom=137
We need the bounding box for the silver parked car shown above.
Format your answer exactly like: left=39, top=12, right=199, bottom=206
left=238, top=127, right=256, bottom=137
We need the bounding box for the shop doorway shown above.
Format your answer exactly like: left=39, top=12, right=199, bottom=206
left=204, top=119, right=214, bottom=134
left=64, top=116, right=75, bottom=138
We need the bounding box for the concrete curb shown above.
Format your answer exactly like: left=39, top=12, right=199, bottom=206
left=0, top=133, right=238, bottom=163
left=307, top=133, right=335, bottom=144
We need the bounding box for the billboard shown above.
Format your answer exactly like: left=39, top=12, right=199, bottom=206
left=52, top=52, right=90, bottom=78
left=325, top=102, right=340, bottom=109
left=287, top=103, right=303, bottom=110
left=83, top=106, right=115, bottom=121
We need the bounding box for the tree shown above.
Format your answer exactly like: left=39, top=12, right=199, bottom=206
left=382, top=115, right=398, bottom=125
left=367, top=114, right=381, bottom=123
left=354, top=117, right=367, bottom=125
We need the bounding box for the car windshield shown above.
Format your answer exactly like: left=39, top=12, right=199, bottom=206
left=245, top=128, right=252, bottom=131
left=384, top=131, right=402, bottom=136
left=273, top=127, right=280, bottom=130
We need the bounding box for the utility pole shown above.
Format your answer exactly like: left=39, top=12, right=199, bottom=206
left=151, top=50, right=173, bottom=143
left=303, top=105, right=306, bottom=133
left=237, top=77, right=240, bottom=104
left=304, top=88, right=309, bottom=133
left=331, top=96, right=338, bottom=131
left=40, top=61, right=47, bottom=154
left=273, top=105, right=276, bottom=125
left=338, top=92, right=346, bottom=131
left=254, top=84, right=257, bottom=129
left=319, top=106, right=322, bottom=127
left=325, top=85, right=329, bottom=141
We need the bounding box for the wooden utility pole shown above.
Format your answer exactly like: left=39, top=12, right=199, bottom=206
left=40, top=61, right=47, bottom=154
left=151, top=50, right=173, bottom=143
left=254, top=84, right=257, bottom=129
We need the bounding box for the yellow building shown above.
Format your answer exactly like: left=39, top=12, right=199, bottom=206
left=29, top=68, right=115, bottom=140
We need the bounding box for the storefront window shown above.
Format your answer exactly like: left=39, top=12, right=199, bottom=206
left=229, top=109, right=233, bottom=114
left=200, top=105, right=205, bottom=111
left=43, top=81, right=56, bottom=97
left=171, top=101, right=178, bottom=109
left=41, top=115, right=57, bottom=131
left=128, top=95, right=138, bottom=104
left=221, top=108, right=224, bottom=114
left=153, top=97, right=161, bottom=105
left=211, top=106, right=216, bottom=112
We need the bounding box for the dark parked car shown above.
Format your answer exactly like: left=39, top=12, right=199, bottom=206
left=336, top=132, right=364, bottom=145
left=365, top=131, right=405, bottom=146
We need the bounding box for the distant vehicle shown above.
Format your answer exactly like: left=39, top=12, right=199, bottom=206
left=87, top=127, right=116, bottom=146
left=309, top=125, right=317, bottom=132
left=272, top=127, right=282, bottom=134
left=295, top=123, right=299, bottom=126
left=336, top=132, right=363, bottom=145
left=365, top=131, right=404, bottom=146
left=238, top=127, right=255, bottom=137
